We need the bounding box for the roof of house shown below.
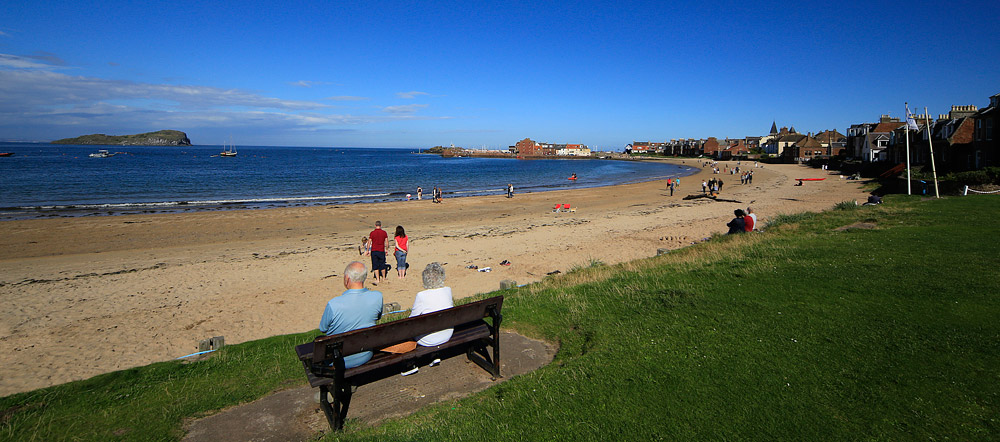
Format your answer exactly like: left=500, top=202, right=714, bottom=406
left=796, top=137, right=823, bottom=149
left=872, top=122, right=904, bottom=133
left=778, top=134, right=807, bottom=143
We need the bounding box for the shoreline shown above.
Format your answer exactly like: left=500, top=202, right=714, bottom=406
left=0, top=160, right=869, bottom=396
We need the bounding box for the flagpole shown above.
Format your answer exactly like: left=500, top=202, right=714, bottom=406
left=905, top=102, right=912, bottom=195
left=924, top=107, right=940, bottom=198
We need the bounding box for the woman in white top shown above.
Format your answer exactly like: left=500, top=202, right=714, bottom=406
left=409, top=262, right=454, bottom=346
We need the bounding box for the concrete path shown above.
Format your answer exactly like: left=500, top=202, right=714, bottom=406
left=183, top=331, right=555, bottom=441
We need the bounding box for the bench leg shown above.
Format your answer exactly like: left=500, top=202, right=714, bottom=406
left=466, top=340, right=501, bottom=380
left=318, top=383, right=354, bottom=431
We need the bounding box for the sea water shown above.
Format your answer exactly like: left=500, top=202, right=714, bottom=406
left=0, top=143, right=697, bottom=220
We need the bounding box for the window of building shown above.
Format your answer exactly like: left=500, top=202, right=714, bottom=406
left=987, top=119, right=993, bottom=141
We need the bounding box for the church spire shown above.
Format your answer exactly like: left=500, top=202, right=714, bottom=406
left=770, top=121, right=778, bottom=134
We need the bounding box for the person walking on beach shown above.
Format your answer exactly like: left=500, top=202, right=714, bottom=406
left=669, top=179, right=675, bottom=196
left=393, top=225, right=409, bottom=279
left=702, top=180, right=707, bottom=194
left=369, top=221, right=389, bottom=284
left=417, top=187, right=422, bottom=200
left=506, top=183, right=514, bottom=198
left=319, top=261, right=383, bottom=369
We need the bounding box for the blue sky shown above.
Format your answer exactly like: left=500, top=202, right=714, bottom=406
left=1, top=1, right=998, bottom=148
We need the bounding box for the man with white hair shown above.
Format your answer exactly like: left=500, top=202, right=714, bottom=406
left=319, top=261, right=383, bottom=369
left=745, top=207, right=757, bottom=231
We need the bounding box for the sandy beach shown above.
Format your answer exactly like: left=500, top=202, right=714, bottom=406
left=0, top=160, right=868, bottom=396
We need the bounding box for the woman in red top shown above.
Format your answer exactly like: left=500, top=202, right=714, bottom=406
left=394, top=225, right=409, bottom=279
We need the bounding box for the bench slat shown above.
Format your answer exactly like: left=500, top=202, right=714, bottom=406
left=302, top=322, right=492, bottom=387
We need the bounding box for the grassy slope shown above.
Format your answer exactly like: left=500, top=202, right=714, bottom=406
left=2, top=196, right=998, bottom=441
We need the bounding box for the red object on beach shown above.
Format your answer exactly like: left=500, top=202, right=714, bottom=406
left=795, top=178, right=826, bottom=186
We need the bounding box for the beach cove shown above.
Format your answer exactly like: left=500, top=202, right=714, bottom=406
left=0, top=160, right=870, bottom=396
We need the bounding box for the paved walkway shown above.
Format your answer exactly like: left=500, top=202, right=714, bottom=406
left=183, top=331, right=555, bottom=441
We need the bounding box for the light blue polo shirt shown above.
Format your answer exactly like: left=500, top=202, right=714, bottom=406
left=319, top=288, right=383, bottom=368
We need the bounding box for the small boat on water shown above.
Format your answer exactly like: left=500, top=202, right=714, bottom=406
left=89, top=149, right=114, bottom=158
left=219, top=137, right=237, bottom=157
left=0, top=152, right=13, bottom=157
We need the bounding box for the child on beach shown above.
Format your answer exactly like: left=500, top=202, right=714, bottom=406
left=359, top=237, right=371, bottom=256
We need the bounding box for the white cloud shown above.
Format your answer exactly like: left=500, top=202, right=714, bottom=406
left=0, top=53, right=59, bottom=69
left=383, top=104, right=428, bottom=114
left=0, top=69, right=328, bottom=111
left=288, top=80, right=334, bottom=88
left=325, top=95, right=370, bottom=101
left=27, top=51, right=66, bottom=66
left=396, top=91, right=430, bottom=99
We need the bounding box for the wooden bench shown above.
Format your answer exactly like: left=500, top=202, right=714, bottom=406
left=295, top=295, right=503, bottom=431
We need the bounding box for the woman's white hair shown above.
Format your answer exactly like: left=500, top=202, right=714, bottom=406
left=422, top=262, right=446, bottom=289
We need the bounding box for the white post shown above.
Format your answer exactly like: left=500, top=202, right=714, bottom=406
left=905, top=102, right=912, bottom=195
left=964, top=185, right=969, bottom=196
left=924, top=107, right=940, bottom=198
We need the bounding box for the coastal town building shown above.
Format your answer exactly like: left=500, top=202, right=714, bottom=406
left=514, top=138, right=588, bottom=157
left=701, top=137, right=721, bottom=157
left=782, top=135, right=827, bottom=162
left=556, top=144, right=591, bottom=156
left=886, top=105, right=978, bottom=172
left=974, top=94, right=997, bottom=168
left=815, top=129, right=846, bottom=156
left=862, top=116, right=904, bottom=162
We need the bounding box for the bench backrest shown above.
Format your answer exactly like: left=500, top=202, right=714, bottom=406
left=312, top=295, right=503, bottom=363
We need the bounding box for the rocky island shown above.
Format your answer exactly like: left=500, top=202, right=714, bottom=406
left=52, top=130, right=191, bottom=146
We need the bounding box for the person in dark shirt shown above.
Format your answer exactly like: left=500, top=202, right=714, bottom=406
left=369, top=221, right=389, bottom=284
left=727, top=209, right=746, bottom=234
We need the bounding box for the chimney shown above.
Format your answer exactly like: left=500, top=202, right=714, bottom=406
left=949, top=105, right=978, bottom=119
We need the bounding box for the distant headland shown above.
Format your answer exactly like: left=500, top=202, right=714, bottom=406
left=51, top=130, right=191, bottom=146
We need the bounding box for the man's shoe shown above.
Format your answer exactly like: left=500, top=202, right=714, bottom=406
left=401, top=366, right=419, bottom=376
left=429, top=358, right=441, bottom=367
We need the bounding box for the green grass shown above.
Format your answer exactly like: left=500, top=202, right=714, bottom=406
left=3, top=196, right=999, bottom=441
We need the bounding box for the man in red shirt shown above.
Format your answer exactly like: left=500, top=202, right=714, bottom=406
left=369, top=221, right=389, bottom=284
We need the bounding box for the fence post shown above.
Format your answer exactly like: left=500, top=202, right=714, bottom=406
left=963, top=185, right=969, bottom=196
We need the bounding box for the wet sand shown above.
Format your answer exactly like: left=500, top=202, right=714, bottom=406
left=0, top=160, right=867, bottom=396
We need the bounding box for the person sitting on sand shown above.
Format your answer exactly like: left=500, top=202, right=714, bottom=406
left=319, top=261, right=383, bottom=369
left=727, top=209, right=746, bottom=234
left=410, top=262, right=454, bottom=347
